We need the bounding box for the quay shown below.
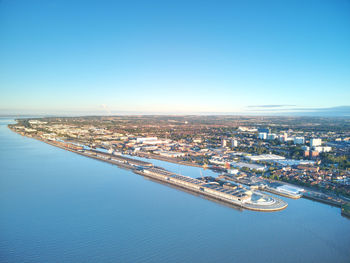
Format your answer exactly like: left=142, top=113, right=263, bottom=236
left=302, top=191, right=344, bottom=207
left=138, top=167, right=287, bottom=211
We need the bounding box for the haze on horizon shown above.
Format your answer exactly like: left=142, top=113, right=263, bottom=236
left=1, top=0, right=349, bottom=116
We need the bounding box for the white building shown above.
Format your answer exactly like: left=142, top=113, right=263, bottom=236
left=276, top=185, right=304, bottom=195
left=310, top=138, right=322, bottom=147
left=278, top=132, right=289, bottom=142
left=246, top=154, right=286, bottom=162
left=258, top=132, right=267, bottom=140
left=294, top=137, right=305, bottom=144
left=154, top=150, right=185, bottom=158
left=227, top=169, right=239, bottom=175
left=238, top=127, right=257, bottom=132
left=313, top=146, right=332, bottom=153
left=231, top=139, right=238, bottom=147
left=28, top=120, right=47, bottom=125
left=136, top=137, right=158, bottom=143
left=222, top=139, right=227, bottom=147
left=230, top=161, right=266, bottom=171
left=143, top=140, right=169, bottom=145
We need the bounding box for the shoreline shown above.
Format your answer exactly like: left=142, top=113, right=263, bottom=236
left=8, top=126, right=288, bottom=212
left=8, top=125, right=347, bottom=211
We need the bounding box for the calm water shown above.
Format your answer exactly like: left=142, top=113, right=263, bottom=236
left=1, top=118, right=349, bottom=263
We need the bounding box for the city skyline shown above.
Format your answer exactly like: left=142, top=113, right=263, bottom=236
left=1, top=0, right=350, bottom=115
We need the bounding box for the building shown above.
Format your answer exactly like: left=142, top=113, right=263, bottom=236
left=231, top=139, right=238, bottom=147
left=153, top=150, right=186, bottom=158
left=267, top=133, right=277, bottom=140
left=313, top=146, right=332, bottom=153
left=310, top=138, right=322, bottom=147
left=274, top=159, right=315, bottom=166
left=294, top=137, right=305, bottom=144
left=246, top=154, right=285, bottom=162
left=143, top=140, right=169, bottom=145
left=238, top=126, right=257, bottom=132
left=136, top=137, right=158, bottom=143
left=258, top=132, right=267, bottom=140
left=227, top=169, right=239, bottom=175
left=276, top=185, right=304, bottom=196
left=230, top=161, right=266, bottom=171
left=222, top=139, right=227, bottom=147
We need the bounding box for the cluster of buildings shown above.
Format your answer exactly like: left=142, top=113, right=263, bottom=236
left=272, top=165, right=350, bottom=192
left=11, top=116, right=350, bottom=198
left=257, top=128, right=332, bottom=157
left=302, top=138, right=332, bottom=157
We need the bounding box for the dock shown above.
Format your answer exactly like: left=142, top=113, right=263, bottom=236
left=138, top=167, right=287, bottom=212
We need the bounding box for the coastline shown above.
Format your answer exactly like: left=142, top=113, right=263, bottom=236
left=8, top=125, right=288, bottom=212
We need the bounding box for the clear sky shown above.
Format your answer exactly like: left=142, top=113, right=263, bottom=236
left=1, top=0, right=349, bottom=115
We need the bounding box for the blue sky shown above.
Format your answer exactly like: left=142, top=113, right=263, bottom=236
left=1, top=0, right=349, bottom=115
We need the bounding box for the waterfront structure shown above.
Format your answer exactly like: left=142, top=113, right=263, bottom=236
left=141, top=168, right=287, bottom=211
left=265, top=183, right=304, bottom=199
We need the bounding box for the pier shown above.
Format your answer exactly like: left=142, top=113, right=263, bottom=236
left=137, top=167, right=287, bottom=211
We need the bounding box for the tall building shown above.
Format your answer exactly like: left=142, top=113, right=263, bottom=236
left=231, top=139, right=238, bottom=147
left=222, top=139, right=227, bottom=147
left=279, top=132, right=288, bottom=142
left=258, top=132, right=267, bottom=140
left=310, top=138, right=322, bottom=147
